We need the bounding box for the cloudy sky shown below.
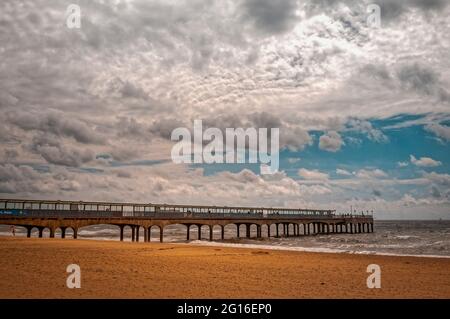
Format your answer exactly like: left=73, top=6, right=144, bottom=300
left=1, top=0, right=449, bottom=219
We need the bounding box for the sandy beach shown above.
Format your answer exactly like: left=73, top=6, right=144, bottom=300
left=0, top=237, right=449, bottom=298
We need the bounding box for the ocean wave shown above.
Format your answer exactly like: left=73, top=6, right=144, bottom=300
left=183, top=241, right=450, bottom=259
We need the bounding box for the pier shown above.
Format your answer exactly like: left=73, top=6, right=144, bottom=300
left=0, top=199, right=374, bottom=242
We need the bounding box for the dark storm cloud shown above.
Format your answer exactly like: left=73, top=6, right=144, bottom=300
left=303, top=0, right=449, bottom=21
left=0, top=164, right=42, bottom=193
left=149, top=118, right=186, bottom=140
left=397, top=64, right=438, bottom=94
left=241, top=0, right=299, bottom=35
left=430, top=185, right=441, bottom=198
left=116, top=117, right=150, bottom=139
left=113, top=79, right=149, bottom=100
left=203, top=112, right=311, bottom=151
left=372, top=189, right=382, bottom=197
left=377, top=0, right=449, bottom=20
left=115, top=116, right=187, bottom=142
left=28, top=134, right=95, bottom=167
left=6, top=111, right=105, bottom=144
left=397, top=64, right=450, bottom=102
left=248, top=112, right=283, bottom=129
left=410, top=0, right=448, bottom=10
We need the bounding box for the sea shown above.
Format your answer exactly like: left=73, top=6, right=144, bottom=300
left=1, top=220, right=449, bottom=258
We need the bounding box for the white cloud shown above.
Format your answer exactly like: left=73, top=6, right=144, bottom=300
left=355, top=169, right=388, bottom=179
left=410, top=155, right=442, bottom=167
left=397, top=161, right=409, bottom=167
left=336, top=168, right=352, bottom=176
left=346, top=118, right=388, bottom=143
left=318, top=131, right=344, bottom=152
left=425, top=123, right=450, bottom=142
left=287, top=157, right=300, bottom=164
left=298, top=168, right=329, bottom=181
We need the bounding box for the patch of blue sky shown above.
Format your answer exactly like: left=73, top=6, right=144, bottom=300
left=195, top=117, right=449, bottom=180
left=108, top=159, right=169, bottom=167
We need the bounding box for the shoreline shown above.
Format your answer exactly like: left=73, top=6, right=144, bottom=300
left=184, top=240, right=450, bottom=259
left=1, top=237, right=450, bottom=298
left=1, top=234, right=449, bottom=259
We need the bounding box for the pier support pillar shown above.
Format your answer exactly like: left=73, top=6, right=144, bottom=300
left=198, top=225, right=202, bottom=240
left=119, top=225, right=124, bottom=241
left=131, top=226, right=135, bottom=242
left=256, top=225, right=261, bottom=238
left=38, top=227, right=43, bottom=238
left=236, top=224, right=240, bottom=238
left=73, top=228, right=78, bottom=239
left=136, top=226, right=140, bottom=242
left=275, top=224, right=279, bottom=238
left=26, top=226, right=32, bottom=238
left=267, top=225, right=271, bottom=238
left=143, top=227, right=148, bottom=242
left=370, top=223, right=374, bottom=233
left=221, top=225, right=225, bottom=240
left=49, top=228, right=55, bottom=238
left=246, top=224, right=251, bottom=238
left=61, top=227, right=66, bottom=238
left=160, top=227, right=164, bottom=243
left=209, top=226, right=213, bottom=241
left=186, top=225, right=190, bottom=241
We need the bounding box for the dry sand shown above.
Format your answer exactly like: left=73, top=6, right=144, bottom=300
left=0, top=237, right=449, bottom=298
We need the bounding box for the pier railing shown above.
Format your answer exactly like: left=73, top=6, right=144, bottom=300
left=0, top=198, right=372, bottom=220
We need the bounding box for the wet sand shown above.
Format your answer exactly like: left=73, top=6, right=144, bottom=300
left=0, top=237, right=449, bottom=298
